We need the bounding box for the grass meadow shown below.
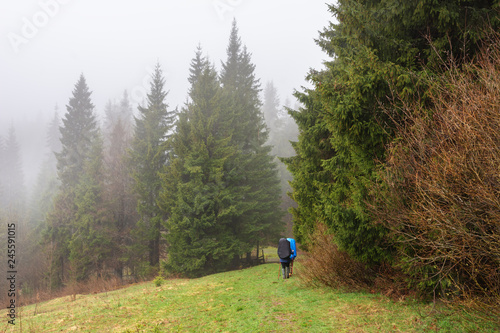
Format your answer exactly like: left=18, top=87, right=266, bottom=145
left=1, top=263, right=497, bottom=332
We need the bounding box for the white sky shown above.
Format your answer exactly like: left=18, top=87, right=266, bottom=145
left=1, top=0, right=333, bottom=122
left=0, top=0, right=334, bottom=187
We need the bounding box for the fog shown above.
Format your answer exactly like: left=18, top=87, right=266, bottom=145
left=0, top=0, right=332, bottom=190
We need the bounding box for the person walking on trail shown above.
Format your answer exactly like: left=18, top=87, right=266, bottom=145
left=277, top=238, right=296, bottom=279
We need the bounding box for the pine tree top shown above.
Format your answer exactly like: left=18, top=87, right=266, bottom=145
left=220, top=19, right=242, bottom=87
left=57, top=73, right=99, bottom=188
left=65, top=74, right=94, bottom=115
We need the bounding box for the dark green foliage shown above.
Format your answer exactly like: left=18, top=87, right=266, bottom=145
left=188, top=45, right=209, bottom=94
left=129, top=63, right=176, bottom=268
left=161, top=62, right=238, bottom=276
left=220, top=20, right=284, bottom=256
left=286, top=1, right=500, bottom=264
left=162, top=35, right=283, bottom=276
left=45, top=188, right=75, bottom=289
left=282, top=87, right=335, bottom=248
left=220, top=20, right=265, bottom=150
left=68, top=135, right=116, bottom=281
left=46, top=74, right=103, bottom=287
left=56, top=74, right=99, bottom=189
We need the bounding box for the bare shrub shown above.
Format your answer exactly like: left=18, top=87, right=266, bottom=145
left=371, top=37, right=500, bottom=318
left=298, top=223, right=374, bottom=291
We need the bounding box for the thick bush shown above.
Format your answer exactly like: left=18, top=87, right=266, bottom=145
left=372, top=39, right=500, bottom=318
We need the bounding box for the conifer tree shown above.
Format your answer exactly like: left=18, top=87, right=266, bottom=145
left=286, top=1, right=500, bottom=263
left=220, top=20, right=283, bottom=258
left=160, top=54, right=239, bottom=276
left=46, top=74, right=100, bottom=287
left=282, top=86, right=335, bottom=247
left=68, top=134, right=116, bottom=281
left=56, top=74, right=99, bottom=189
left=129, top=63, right=175, bottom=268
left=188, top=45, right=209, bottom=96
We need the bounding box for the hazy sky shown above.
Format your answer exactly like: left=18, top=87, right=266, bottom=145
left=1, top=1, right=333, bottom=121
left=0, top=0, right=333, bottom=187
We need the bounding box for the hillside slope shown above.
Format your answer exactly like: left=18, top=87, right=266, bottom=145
left=1, top=264, right=496, bottom=332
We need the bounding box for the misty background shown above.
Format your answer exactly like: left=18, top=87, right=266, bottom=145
left=0, top=0, right=331, bottom=191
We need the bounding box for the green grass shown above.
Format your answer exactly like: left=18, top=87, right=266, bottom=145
left=1, top=264, right=497, bottom=332
left=262, top=246, right=279, bottom=261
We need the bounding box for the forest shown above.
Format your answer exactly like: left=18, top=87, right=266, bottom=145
left=1, top=0, right=500, bottom=325
left=0, top=20, right=297, bottom=298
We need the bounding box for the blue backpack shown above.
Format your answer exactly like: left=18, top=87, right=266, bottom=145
left=287, top=238, right=297, bottom=260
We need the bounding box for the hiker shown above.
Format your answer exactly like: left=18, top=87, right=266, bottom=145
left=277, top=237, right=296, bottom=279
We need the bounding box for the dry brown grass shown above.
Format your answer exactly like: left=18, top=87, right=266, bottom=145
left=17, top=274, right=128, bottom=307
left=297, top=223, right=374, bottom=291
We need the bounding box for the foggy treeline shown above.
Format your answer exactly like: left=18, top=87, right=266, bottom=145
left=0, top=20, right=298, bottom=300
left=4, top=0, right=498, bottom=325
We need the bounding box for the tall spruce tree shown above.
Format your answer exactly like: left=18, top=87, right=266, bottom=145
left=129, top=63, right=175, bottom=268
left=46, top=74, right=100, bottom=287
left=68, top=134, right=116, bottom=281
left=160, top=52, right=239, bottom=276
left=56, top=74, right=99, bottom=188
left=220, top=20, right=283, bottom=258
left=286, top=1, right=500, bottom=264
left=282, top=85, right=335, bottom=247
